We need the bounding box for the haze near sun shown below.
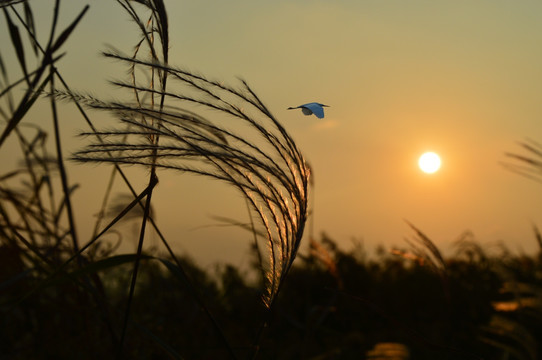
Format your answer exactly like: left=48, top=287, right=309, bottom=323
left=418, top=152, right=441, bottom=174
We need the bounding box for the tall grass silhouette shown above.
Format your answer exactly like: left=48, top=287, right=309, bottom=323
left=67, top=0, right=309, bottom=308
left=1, top=0, right=309, bottom=358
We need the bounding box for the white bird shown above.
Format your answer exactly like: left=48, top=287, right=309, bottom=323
left=287, top=102, right=329, bottom=119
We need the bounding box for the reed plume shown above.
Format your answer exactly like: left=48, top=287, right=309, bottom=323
left=63, top=39, right=310, bottom=309
left=503, top=138, right=542, bottom=184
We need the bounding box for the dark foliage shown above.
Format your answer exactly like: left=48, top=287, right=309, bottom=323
left=1, top=234, right=542, bottom=359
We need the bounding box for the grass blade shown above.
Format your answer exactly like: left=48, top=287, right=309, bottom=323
left=0, top=71, right=53, bottom=146
left=3, top=7, right=29, bottom=86
left=49, top=5, right=89, bottom=53
left=22, top=2, right=37, bottom=55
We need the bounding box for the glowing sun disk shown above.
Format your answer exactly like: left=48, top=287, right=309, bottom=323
left=418, top=152, right=441, bottom=174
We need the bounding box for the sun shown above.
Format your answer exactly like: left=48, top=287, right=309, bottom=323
left=418, top=152, right=441, bottom=174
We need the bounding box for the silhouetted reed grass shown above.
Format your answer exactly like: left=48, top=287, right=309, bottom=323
left=1, top=0, right=309, bottom=358
left=503, top=138, right=542, bottom=184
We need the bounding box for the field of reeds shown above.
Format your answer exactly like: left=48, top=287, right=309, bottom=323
left=1, top=1, right=542, bottom=359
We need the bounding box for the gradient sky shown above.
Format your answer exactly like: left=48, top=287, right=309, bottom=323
left=2, top=1, right=542, bottom=268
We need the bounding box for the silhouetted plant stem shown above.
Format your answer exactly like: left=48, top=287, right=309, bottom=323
left=49, top=68, right=80, bottom=255
left=91, top=167, right=118, bottom=239
left=118, top=172, right=158, bottom=359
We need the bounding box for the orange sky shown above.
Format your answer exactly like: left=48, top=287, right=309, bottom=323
left=2, top=1, right=542, bottom=267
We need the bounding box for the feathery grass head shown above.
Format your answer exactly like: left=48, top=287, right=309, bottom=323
left=503, top=138, right=542, bottom=184
left=64, top=51, right=310, bottom=306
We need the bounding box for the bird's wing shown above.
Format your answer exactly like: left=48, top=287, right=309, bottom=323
left=303, top=102, right=325, bottom=119
left=301, top=107, right=313, bottom=116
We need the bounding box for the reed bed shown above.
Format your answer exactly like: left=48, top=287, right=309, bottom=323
left=1, top=0, right=308, bottom=358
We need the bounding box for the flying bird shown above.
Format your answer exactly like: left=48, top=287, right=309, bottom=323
left=287, top=102, right=329, bottom=119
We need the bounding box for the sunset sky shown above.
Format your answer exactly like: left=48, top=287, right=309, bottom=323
left=2, top=1, right=542, bottom=267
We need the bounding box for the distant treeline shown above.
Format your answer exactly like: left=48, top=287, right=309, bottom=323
left=1, top=233, right=541, bottom=359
